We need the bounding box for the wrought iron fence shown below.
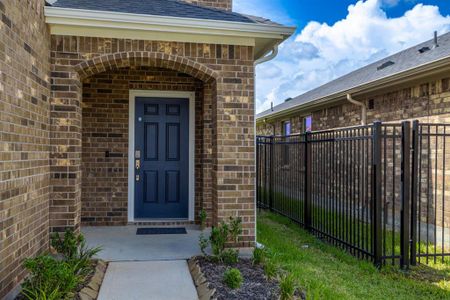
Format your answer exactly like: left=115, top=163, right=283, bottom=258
left=256, top=121, right=450, bottom=268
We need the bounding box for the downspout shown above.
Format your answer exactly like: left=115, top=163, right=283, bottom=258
left=254, top=44, right=279, bottom=248
left=346, top=94, right=367, bottom=125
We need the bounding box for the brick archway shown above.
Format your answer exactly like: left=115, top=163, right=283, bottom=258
left=74, top=51, right=218, bottom=83
left=50, top=40, right=256, bottom=247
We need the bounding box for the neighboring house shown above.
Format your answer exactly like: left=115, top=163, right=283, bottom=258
left=0, top=0, right=294, bottom=298
left=257, top=32, right=450, bottom=135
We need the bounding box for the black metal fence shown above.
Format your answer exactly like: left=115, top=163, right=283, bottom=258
left=256, top=121, right=450, bottom=268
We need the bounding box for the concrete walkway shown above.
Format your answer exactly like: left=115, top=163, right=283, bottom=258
left=98, top=260, right=198, bottom=300
left=82, top=226, right=208, bottom=261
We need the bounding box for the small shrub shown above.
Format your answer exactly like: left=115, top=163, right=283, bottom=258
left=222, top=249, right=239, bottom=265
left=228, top=216, right=243, bottom=244
left=264, top=260, right=278, bottom=279
left=252, top=247, right=267, bottom=265
left=210, top=223, right=229, bottom=257
left=51, top=229, right=101, bottom=278
left=199, top=217, right=242, bottom=263
left=22, top=255, right=81, bottom=300
left=223, top=268, right=243, bottom=289
left=279, top=274, right=297, bottom=300
left=199, top=209, right=207, bottom=229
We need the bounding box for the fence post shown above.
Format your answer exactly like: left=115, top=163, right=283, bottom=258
left=400, top=121, right=411, bottom=269
left=372, top=122, right=383, bottom=267
left=269, top=136, right=274, bottom=211
left=410, top=120, right=419, bottom=266
left=304, top=131, right=312, bottom=230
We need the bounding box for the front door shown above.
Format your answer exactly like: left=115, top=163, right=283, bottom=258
left=134, top=97, right=189, bottom=219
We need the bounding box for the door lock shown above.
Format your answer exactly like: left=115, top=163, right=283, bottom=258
left=136, top=174, right=140, bottom=182
left=135, top=159, right=141, bottom=170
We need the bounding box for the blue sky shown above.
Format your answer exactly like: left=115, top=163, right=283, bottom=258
left=233, top=0, right=450, bottom=113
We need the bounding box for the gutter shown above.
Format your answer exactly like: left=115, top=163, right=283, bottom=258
left=44, top=7, right=296, bottom=38
left=346, top=94, right=367, bottom=125
left=257, top=55, right=450, bottom=122
left=255, top=44, right=279, bottom=65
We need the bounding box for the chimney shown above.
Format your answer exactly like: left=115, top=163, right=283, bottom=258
left=182, top=0, right=233, bottom=11
left=433, top=31, right=439, bottom=49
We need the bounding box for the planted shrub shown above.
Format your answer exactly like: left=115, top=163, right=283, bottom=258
left=51, top=229, right=101, bottom=277
left=21, top=255, right=81, bottom=300
left=252, top=247, right=267, bottom=265
left=199, top=209, right=207, bottom=229
left=279, top=274, right=297, bottom=300
left=223, top=268, right=243, bottom=289
left=221, top=249, right=239, bottom=265
left=21, top=230, right=102, bottom=299
left=198, top=216, right=242, bottom=263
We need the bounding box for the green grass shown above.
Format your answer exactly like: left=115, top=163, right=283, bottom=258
left=260, top=190, right=450, bottom=263
left=258, top=211, right=450, bottom=300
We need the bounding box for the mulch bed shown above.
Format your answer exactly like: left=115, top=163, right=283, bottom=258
left=195, top=256, right=293, bottom=300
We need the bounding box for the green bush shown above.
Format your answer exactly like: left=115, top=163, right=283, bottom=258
left=223, top=268, right=243, bottom=289
left=221, top=249, right=239, bottom=265
left=21, top=255, right=81, bottom=300
left=252, top=247, right=267, bottom=265
left=279, top=274, right=297, bottom=300
left=51, top=229, right=101, bottom=277
left=198, top=216, right=242, bottom=263
left=22, top=230, right=102, bottom=299
left=199, top=209, right=207, bottom=229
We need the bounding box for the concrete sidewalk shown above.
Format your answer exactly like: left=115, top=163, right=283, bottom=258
left=82, top=226, right=208, bottom=261
left=98, top=260, right=198, bottom=300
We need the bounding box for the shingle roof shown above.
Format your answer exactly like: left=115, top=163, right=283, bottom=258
left=51, top=0, right=259, bottom=23
left=257, top=31, right=450, bottom=119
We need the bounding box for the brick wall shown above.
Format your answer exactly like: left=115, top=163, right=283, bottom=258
left=81, top=67, right=213, bottom=225
left=256, top=74, right=450, bottom=244
left=50, top=37, right=256, bottom=246
left=0, top=0, right=50, bottom=298
left=183, top=0, right=232, bottom=11
left=257, top=74, right=450, bottom=134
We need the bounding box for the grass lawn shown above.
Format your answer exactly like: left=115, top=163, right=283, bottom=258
left=258, top=211, right=450, bottom=300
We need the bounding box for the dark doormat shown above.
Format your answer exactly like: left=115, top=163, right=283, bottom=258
left=136, top=227, right=187, bottom=235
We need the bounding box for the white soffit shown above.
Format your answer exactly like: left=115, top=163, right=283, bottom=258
left=45, top=7, right=296, bottom=59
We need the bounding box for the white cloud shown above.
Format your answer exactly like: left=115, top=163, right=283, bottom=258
left=255, top=0, right=450, bottom=113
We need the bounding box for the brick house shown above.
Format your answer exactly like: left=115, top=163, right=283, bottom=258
left=257, top=32, right=450, bottom=135
left=0, top=0, right=294, bottom=298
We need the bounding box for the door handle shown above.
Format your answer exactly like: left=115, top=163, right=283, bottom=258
left=136, top=174, right=140, bottom=182
left=135, top=159, right=141, bottom=170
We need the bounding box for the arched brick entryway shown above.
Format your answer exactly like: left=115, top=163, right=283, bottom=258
left=50, top=38, right=256, bottom=247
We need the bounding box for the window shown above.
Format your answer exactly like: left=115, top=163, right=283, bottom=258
left=282, top=121, right=291, bottom=165
left=282, top=121, right=291, bottom=136
left=304, top=116, right=312, bottom=132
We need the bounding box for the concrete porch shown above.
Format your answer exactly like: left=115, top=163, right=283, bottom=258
left=82, top=225, right=208, bottom=261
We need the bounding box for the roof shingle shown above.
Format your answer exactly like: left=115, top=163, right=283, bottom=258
left=52, top=0, right=258, bottom=23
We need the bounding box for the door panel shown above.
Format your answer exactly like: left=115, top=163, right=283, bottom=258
left=134, top=97, right=189, bottom=219
left=144, top=123, right=159, bottom=161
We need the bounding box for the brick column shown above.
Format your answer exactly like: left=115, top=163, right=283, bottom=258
left=213, top=62, right=256, bottom=247
left=49, top=70, right=82, bottom=232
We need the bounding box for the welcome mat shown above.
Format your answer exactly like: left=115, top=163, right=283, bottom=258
left=136, top=227, right=187, bottom=235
